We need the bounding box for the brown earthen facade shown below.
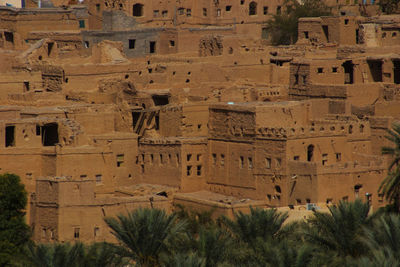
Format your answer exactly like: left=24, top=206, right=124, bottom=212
left=0, top=0, right=399, bottom=243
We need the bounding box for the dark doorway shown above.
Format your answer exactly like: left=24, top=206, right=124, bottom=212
left=133, top=4, right=144, bottom=17
left=152, top=95, right=169, bottom=106
left=149, top=41, right=156, bottom=53
left=394, top=60, right=400, bottom=84
left=47, top=42, right=54, bottom=56
left=42, top=123, right=59, bottom=146
left=342, top=60, right=354, bottom=84
left=322, top=25, right=329, bottom=42
left=5, top=126, right=15, bottom=147
left=356, top=29, right=359, bottom=44
left=367, top=60, right=383, bottom=82
left=307, top=145, right=314, bottom=162
left=4, top=32, right=13, bottom=44
left=132, top=112, right=141, bottom=130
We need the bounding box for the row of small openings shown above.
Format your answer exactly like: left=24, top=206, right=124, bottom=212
left=264, top=91, right=279, bottom=96
left=187, top=153, right=202, bottom=162
left=72, top=226, right=101, bottom=239
left=317, top=67, right=338, bottom=73
left=186, top=165, right=202, bottom=176
left=137, top=153, right=181, bottom=165
left=239, top=156, right=253, bottom=169
left=212, top=153, right=225, bottom=166
left=153, top=10, right=169, bottom=17
left=177, top=8, right=191, bottom=17
left=264, top=157, right=281, bottom=169
left=382, top=31, right=398, bottom=38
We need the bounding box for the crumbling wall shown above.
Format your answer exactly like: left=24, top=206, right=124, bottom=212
left=199, top=35, right=223, bottom=57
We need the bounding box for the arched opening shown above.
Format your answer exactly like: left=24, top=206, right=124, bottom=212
left=249, top=2, right=257, bottom=15
left=274, top=185, right=281, bottom=194
left=133, top=4, right=144, bottom=17
left=307, top=145, right=314, bottom=162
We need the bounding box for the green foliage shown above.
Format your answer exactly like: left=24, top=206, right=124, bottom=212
left=21, top=242, right=127, bottom=267
left=303, top=199, right=372, bottom=264
left=379, top=0, right=400, bottom=14
left=266, top=0, right=332, bottom=45
left=221, top=207, right=288, bottom=245
left=14, top=201, right=400, bottom=266
left=0, top=173, right=30, bottom=266
left=380, top=123, right=400, bottom=209
left=104, top=208, right=187, bottom=267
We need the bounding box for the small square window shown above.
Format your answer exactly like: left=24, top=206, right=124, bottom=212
left=187, top=165, right=192, bottom=176
left=178, top=8, right=184, bottom=15
left=169, top=40, right=175, bottom=47
left=187, top=154, right=192, bottom=162
left=203, top=8, right=207, bottom=16
left=332, top=67, right=338, bottom=73
left=239, top=156, right=244, bottom=169
left=162, top=10, right=168, bottom=17
left=336, top=153, right=341, bottom=162
left=248, top=157, right=253, bottom=169
left=187, top=9, right=192, bottom=17
left=263, top=6, right=268, bottom=15
left=220, top=154, right=225, bottom=166
left=322, top=154, right=328, bottom=166
left=153, top=10, right=159, bottom=17
left=344, top=19, right=349, bottom=25
left=317, top=68, right=324, bottom=73
left=266, top=158, right=271, bottom=168
left=96, top=4, right=100, bottom=12
left=212, top=154, right=217, bottom=165
left=240, top=0, right=244, bottom=5
left=79, top=20, right=85, bottom=28
left=96, top=174, right=102, bottom=184
left=129, top=39, right=136, bottom=49
left=226, top=5, right=232, bottom=11
left=294, top=156, right=300, bottom=161
left=117, top=154, right=124, bottom=167
left=304, top=31, right=309, bottom=39
left=276, top=158, right=282, bottom=168
left=197, top=165, right=202, bottom=176
left=74, top=228, right=80, bottom=239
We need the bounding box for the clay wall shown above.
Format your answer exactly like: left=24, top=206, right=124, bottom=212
left=138, top=138, right=206, bottom=191
left=208, top=139, right=257, bottom=198
left=0, top=71, right=42, bottom=98
left=137, top=141, right=182, bottom=187
left=32, top=178, right=169, bottom=243
left=209, top=105, right=256, bottom=141
left=0, top=7, right=83, bottom=39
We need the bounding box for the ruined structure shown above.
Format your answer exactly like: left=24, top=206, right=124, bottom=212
left=0, top=0, right=398, bottom=243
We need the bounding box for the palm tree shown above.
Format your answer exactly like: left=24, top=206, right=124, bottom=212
left=254, top=239, right=314, bottom=267
left=363, top=214, right=400, bottom=260
left=104, top=208, right=187, bottom=267
left=82, top=242, right=128, bottom=267
left=303, top=199, right=372, bottom=261
left=22, top=242, right=84, bottom=267
left=194, top=226, right=237, bottom=267
left=162, top=252, right=205, bottom=267
left=380, top=123, right=400, bottom=210
left=221, top=207, right=288, bottom=246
